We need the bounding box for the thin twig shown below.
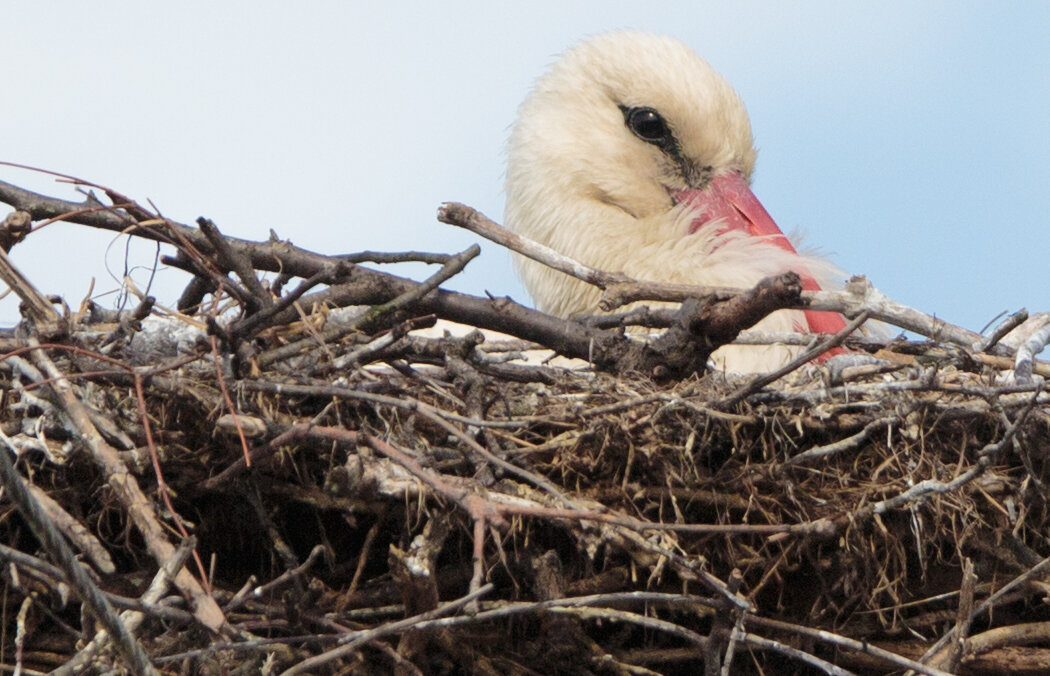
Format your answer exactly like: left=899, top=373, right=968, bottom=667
left=784, top=416, right=896, bottom=466
left=280, top=583, right=496, bottom=676
left=717, top=311, right=870, bottom=408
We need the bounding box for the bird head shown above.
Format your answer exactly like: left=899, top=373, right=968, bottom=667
left=505, top=31, right=847, bottom=358
left=507, top=31, right=758, bottom=230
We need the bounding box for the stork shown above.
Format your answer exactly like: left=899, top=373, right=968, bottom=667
left=504, top=31, right=848, bottom=372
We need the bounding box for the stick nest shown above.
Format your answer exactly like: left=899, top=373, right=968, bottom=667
left=0, top=183, right=1049, bottom=675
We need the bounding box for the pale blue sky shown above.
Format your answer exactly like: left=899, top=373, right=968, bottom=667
left=2, top=2, right=1048, bottom=334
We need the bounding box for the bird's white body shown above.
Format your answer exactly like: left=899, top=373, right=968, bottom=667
left=505, top=32, right=844, bottom=372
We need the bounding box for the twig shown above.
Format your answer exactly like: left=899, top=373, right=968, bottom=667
left=438, top=202, right=632, bottom=291
left=0, top=208, right=32, bottom=251
left=346, top=512, right=386, bottom=597
left=25, top=337, right=226, bottom=632
left=0, top=177, right=344, bottom=279
left=873, top=465, right=987, bottom=515
left=23, top=483, right=115, bottom=573
left=200, top=424, right=315, bottom=489
left=197, top=216, right=273, bottom=313
left=0, top=542, right=70, bottom=588
left=924, top=556, right=977, bottom=671
left=338, top=250, right=457, bottom=265
left=246, top=424, right=511, bottom=553
left=709, top=570, right=743, bottom=675
left=279, top=583, right=496, bottom=676
left=351, top=243, right=480, bottom=333
left=53, top=538, right=196, bottom=676
left=229, top=266, right=338, bottom=340
left=209, top=333, right=252, bottom=467
left=784, top=416, right=896, bottom=466
left=1013, top=316, right=1050, bottom=384
left=0, top=421, right=158, bottom=674
left=963, top=621, right=1050, bottom=657
left=975, top=309, right=1028, bottom=353
left=286, top=592, right=714, bottom=676
left=717, top=311, right=869, bottom=409
left=0, top=245, right=66, bottom=337
left=738, top=632, right=856, bottom=675
left=747, top=616, right=954, bottom=676
left=916, top=554, right=1050, bottom=668
left=314, top=316, right=428, bottom=373
left=242, top=241, right=472, bottom=361
left=251, top=544, right=327, bottom=599
left=211, top=415, right=752, bottom=610
left=870, top=386, right=1038, bottom=515
left=229, top=381, right=570, bottom=499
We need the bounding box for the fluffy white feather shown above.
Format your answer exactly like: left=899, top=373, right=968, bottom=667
left=505, top=32, right=844, bottom=372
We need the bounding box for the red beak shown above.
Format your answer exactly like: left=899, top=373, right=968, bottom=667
left=673, top=172, right=847, bottom=337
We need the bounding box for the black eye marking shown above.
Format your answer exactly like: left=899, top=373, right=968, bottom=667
left=620, top=105, right=677, bottom=154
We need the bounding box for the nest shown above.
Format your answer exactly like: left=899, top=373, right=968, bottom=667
left=1, top=177, right=1049, bottom=675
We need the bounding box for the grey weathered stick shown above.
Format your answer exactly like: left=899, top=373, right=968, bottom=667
left=976, top=309, right=1028, bottom=353
left=1013, top=317, right=1050, bottom=384
left=0, top=246, right=66, bottom=336
left=747, top=616, right=954, bottom=676
left=25, top=483, right=115, bottom=573
left=25, top=337, right=227, bottom=633
left=785, top=416, right=897, bottom=466
left=438, top=201, right=633, bottom=290
left=53, top=538, right=196, bottom=676
left=280, top=583, right=496, bottom=676
left=0, top=429, right=158, bottom=674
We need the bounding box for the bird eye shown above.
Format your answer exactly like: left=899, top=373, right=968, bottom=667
left=623, top=106, right=672, bottom=146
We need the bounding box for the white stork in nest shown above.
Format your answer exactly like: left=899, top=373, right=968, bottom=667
left=505, top=31, right=849, bottom=372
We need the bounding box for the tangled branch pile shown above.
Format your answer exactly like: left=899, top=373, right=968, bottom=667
left=1, top=176, right=1049, bottom=675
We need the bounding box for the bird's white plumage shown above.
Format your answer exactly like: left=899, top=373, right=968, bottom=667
left=505, top=32, right=843, bottom=372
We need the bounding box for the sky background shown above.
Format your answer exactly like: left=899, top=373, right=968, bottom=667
left=1, top=2, right=1048, bottom=335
